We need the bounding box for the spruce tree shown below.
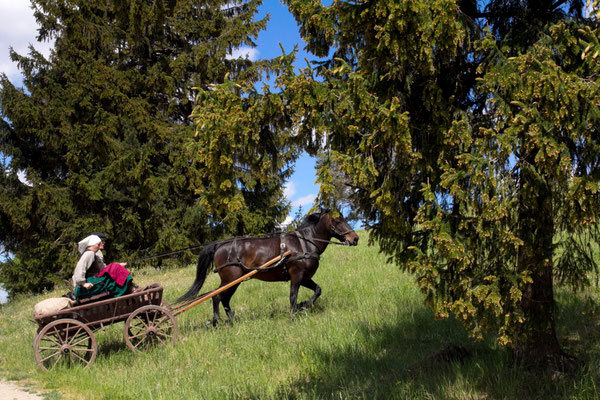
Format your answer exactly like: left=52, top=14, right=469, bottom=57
left=0, top=0, right=290, bottom=294
left=285, top=0, right=600, bottom=365
left=194, top=0, right=600, bottom=365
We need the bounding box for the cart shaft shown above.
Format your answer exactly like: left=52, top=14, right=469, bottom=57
left=173, top=251, right=291, bottom=316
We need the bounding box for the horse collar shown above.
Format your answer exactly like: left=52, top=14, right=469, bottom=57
left=288, top=231, right=321, bottom=262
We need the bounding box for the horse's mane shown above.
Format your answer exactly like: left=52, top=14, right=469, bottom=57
left=297, top=212, right=322, bottom=230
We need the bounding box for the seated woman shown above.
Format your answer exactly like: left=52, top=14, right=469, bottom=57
left=72, top=234, right=134, bottom=299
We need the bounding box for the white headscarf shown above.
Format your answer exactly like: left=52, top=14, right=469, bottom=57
left=78, top=235, right=102, bottom=254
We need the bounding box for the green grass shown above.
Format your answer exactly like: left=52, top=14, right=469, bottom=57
left=1, top=231, right=600, bottom=399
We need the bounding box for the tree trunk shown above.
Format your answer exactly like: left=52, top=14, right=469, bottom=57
left=514, top=164, right=576, bottom=370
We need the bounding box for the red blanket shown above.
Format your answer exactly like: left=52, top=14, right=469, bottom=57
left=96, top=263, right=130, bottom=287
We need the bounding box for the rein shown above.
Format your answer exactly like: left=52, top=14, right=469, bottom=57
left=302, top=237, right=350, bottom=246
left=123, top=221, right=354, bottom=264
left=309, top=226, right=355, bottom=246
left=124, top=243, right=212, bottom=264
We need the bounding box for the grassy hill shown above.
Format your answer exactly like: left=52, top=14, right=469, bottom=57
left=1, top=231, right=600, bottom=399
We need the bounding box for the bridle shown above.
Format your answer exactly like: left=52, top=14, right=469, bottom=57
left=331, top=222, right=355, bottom=238
left=307, top=217, right=355, bottom=246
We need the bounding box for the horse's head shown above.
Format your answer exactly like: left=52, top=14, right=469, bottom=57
left=321, top=210, right=359, bottom=246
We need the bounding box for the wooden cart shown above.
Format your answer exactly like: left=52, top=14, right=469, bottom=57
left=33, top=283, right=176, bottom=370
left=33, top=252, right=290, bottom=371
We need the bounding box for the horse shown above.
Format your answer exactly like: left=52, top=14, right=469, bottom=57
left=177, top=210, right=359, bottom=325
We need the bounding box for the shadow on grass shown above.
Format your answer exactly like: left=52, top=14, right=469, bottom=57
left=97, top=338, right=128, bottom=357
left=272, top=297, right=600, bottom=400
left=173, top=296, right=326, bottom=334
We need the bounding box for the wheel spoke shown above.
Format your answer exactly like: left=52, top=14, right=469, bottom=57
left=52, top=352, right=64, bottom=368
left=71, top=335, right=91, bottom=347
left=128, top=323, right=144, bottom=333
left=128, top=331, right=147, bottom=340
left=155, top=331, right=172, bottom=341
left=155, top=324, right=173, bottom=332
left=67, top=326, right=84, bottom=344
left=40, top=350, right=61, bottom=363
left=131, top=325, right=148, bottom=333
left=39, top=346, right=60, bottom=351
left=71, top=347, right=95, bottom=352
left=155, top=317, right=171, bottom=327
left=137, top=315, right=149, bottom=329
left=133, top=337, right=147, bottom=348
left=156, top=331, right=173, bottom=340
left=63, top=322, right=72, bottom=342
left=70, top=350, right=89, bottom=364
left=156, top=333, right=172, bottom=341
left=49, top=326, right=63, bottom=345
left=41, top=335, right=62, bottom=348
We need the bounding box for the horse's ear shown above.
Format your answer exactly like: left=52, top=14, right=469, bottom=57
left=320, top=207, right=338, bottom=218
left=306, top=213, right=321, bottom=224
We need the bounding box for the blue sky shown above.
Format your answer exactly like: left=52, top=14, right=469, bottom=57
left=254, top=2, right=322, bottom=224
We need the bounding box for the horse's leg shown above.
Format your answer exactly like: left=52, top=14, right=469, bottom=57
left=211, top=293, right=222, bottom=327
left=212, top=266, right=243, bottom=326
left=298, top=278, right=321, bottom=310
left=220, top=283, right=240, bottom=324
left=289, top=272, right=303, bottom=315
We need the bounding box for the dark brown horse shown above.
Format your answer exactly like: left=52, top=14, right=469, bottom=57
left=177, top=211, right=359, bottom=325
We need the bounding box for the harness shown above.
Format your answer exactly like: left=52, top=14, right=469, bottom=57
left=212, top=215, right=354, bottom=274
left=121, top=213, right=355, bottom=269
left=214, top=230, right=322, bottom=273
left=284, top=231, right=321, bottom=263
left=215, top=237, right=248, bottom=271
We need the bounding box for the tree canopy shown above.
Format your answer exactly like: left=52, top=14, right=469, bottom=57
left=0, top=0, right=293, bottom=294
left=2, top=0, right=599, bottom=367
left=193, top=0, right=600, bottom=365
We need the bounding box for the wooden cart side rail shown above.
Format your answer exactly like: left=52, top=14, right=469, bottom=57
left=171, top=251, right=291, bottom=317
left=34, top=284, right=164, bottom=326
left=58, top=303, right=163, bottom=331
left=77, top=314, right=134, bottom=330
left=37, top=316, right=129, bottom=334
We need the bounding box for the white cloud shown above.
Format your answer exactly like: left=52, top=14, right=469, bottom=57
left=226, top=46, right=259, bottom=61
left=292, top=193, right=316, bottom=208
left=17, top=169, right=32, bottom=186
left=0, top=1, right=53, bottom=84
left=283, top=181, right=297, bottom=201
left=278, top=215, right=294, bottom=228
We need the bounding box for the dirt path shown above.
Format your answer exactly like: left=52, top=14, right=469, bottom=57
left=0, top=380, right=45, bottom=400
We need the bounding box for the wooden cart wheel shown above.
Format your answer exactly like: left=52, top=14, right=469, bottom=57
left=124, top=305, right=178, bottom=352
left=34, top=319, right=97, bottom=371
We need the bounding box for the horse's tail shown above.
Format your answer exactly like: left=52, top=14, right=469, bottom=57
left=176, top=242, right=218, bottom=303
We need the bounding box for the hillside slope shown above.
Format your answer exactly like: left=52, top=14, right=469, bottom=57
left=1, top=231, right=599, bottom=399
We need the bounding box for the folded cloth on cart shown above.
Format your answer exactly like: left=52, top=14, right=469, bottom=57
left=96, top=263, right=130, bottom=286
left=34, top=297, right=74, bottom=316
